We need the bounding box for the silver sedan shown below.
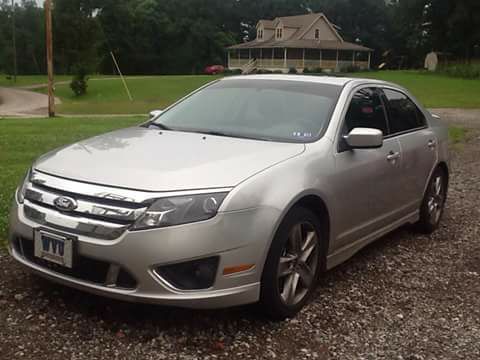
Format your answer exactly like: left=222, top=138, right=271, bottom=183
left=8, top=75, right=449, bottom=319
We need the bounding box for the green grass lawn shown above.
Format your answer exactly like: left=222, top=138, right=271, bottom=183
left=0, top=74, right=73, bottom=87
left=350, top=70, right=480, bottom=108
left=2, top=71, right=479, bottom=114
left=48, top=75, right=221, bottom=114
left=0, top=116, right=142, bottom=246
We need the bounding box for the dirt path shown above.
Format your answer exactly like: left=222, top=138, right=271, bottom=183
left=0, top=119, right=479, bottom=359
left=0, top=87, right=61, bottom=117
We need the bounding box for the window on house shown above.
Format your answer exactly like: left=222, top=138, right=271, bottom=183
left=276, top=28, right=282, bottom=39
left=258, top=29, right=263, bottom=39
left=315, top=29, right=320, bottom=40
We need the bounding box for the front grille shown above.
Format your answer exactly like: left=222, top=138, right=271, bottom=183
left=22, top=170, right=149, bottom=240
left=14, top=237, right=137, bottom=290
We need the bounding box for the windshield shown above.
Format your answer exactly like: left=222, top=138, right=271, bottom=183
left=152, top=79, right=342, bottom=142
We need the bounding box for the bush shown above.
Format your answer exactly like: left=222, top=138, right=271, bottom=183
left=70, top=65, right=89, bottom=96
left=223, top=68, right=242, bottom=76
left=306, top=67, right=323, bottom=74
left=256, top=69, right=273, bottom=74
left=341, top=65, right=361, bottom=73
left=272, top=69, right=283, bottom=74
left=288, top=67, right=298, bottom=74
left=438, top=63, right=480, bottom=79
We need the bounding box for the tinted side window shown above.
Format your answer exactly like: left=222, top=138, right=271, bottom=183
left=383, top=89, right=426, bottom=134
left=344, top=88, right=388, bottom=135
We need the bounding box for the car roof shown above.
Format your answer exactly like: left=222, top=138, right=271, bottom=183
left=221, top=74, right=394, bottom=87
left=220, top=74, right=405, bottom=92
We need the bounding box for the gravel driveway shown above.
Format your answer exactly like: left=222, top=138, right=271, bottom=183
left=1, top=122, right=479, bottom=360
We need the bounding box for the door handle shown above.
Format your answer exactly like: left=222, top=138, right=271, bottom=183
left=386, top=151, right=401, bottom=162
left=428, top=139, right=437, bottom=149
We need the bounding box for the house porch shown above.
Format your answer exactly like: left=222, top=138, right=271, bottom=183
left=228, top=48, right=371, bottom=72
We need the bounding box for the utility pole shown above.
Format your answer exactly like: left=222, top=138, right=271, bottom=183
left=45, top=0, right=55, bottom=117
left=11, top=0, right=17, bottom=83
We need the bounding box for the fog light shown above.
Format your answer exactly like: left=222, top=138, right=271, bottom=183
left=155, top=256, right=219, bottom=290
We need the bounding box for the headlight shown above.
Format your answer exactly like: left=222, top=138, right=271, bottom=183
left=16, top=168, right=32, bottom=204
left=132, top=192, right=228, bottom=230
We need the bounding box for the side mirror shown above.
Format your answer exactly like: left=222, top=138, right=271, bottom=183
left=149, top=109, right=163, bottom=119
left=343, top=127, right=383, bottom=149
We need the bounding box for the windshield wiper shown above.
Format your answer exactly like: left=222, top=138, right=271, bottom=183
left=146, top=121, right=171, bottom=130
left=192, top=130, right=274, bottom=142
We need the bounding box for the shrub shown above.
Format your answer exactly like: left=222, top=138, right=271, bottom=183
left=341, top=64, right=361, bottom=73
left=272, top=69, right=283, bottom=74
left=438, top=63, right=480, bottom=79
left=288, top=67, right=298, bottom=74
left=70, top=65, right=89, bottom=96
left=223, top=68, right=242, bottom=76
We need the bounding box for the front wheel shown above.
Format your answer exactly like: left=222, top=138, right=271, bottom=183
left=259, top=207, right=323, bottom=320
left=416, top=166, right=448, bottom=234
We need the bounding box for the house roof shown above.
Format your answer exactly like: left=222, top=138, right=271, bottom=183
left=231, top=13, right=372, bottom=52
left=276, top=13, right=320, bottom=29
left=228, top=39, right=372, bottom=52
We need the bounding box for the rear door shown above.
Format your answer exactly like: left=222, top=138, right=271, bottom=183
left=381, top=88, right=437, bottom=215
left=332, top=87, right=403, bottom=251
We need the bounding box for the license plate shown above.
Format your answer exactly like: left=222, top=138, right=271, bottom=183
left=34, top=230, right=73, bottom=268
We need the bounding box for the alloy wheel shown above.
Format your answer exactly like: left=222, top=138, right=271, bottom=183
left=277, top=221, right=319, bottom=306
left=427, top=174, right=445, bottom=225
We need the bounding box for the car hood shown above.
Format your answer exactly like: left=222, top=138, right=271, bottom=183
left=34, top=127, right=305, bottom=192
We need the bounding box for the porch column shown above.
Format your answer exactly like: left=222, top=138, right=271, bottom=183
left=302, top=48, right=305, bottom=69
left=368, top=52, right=371, bottom=70
left=249, top=49, right=251, bottom=61
left=272, top=48, right=274, bottom=66
left=336, top=50, right=339, bottom=71
left=260, top=48, right=263, bottom=68
left=227, top=50, right=230, bottom=69
left=284, top=48, right=287, bottom=69
left=352, top=51, right=355, bottom=66
left=320, top=50, right=323, bottom=68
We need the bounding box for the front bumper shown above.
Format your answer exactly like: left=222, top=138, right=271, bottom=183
left=8, top=199, right=279, bottom=309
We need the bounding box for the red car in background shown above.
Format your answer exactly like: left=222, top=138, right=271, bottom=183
left=204, top=65, right=225, bottom=75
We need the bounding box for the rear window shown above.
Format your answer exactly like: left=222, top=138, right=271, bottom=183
left=383, top=89, right=426, bottom=135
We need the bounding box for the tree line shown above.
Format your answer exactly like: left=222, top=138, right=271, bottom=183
left=0, top=0, right=479, bottom=76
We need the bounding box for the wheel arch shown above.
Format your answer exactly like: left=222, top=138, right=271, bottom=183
left=263, top=192, right=331, bottom=273
left=437, top=161, right=449, bottom=186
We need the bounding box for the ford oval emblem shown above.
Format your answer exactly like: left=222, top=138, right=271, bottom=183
left=53, top=196, right=78, bottom=211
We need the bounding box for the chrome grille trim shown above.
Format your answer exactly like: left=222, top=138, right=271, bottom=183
left=23, top=169, right=233, bottom=240
left=25, top=184, right=147, bottom=223
left=24, top=200, right=129, bottom=240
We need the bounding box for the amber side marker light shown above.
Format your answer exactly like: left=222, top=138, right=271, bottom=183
left=223, top=264, right=255, bottom=276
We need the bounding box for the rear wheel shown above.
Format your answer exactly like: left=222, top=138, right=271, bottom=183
left=416, top=166, right=448, bottom=234
left=260, top=207, right=323, bottom=320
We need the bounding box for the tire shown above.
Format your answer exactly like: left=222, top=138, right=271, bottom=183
left=416, top=166, right=448, bottom=234
left=259, top=206, right=324, bottom=320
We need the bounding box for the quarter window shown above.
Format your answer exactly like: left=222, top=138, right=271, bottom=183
left=344, top=88, right=388, bottom=135
left=383, top=89, right=426, bottom=134
left=315, top=29, right=320, bottom=40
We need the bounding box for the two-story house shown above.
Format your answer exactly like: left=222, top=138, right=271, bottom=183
left=227, top=13, right=373, bottom=73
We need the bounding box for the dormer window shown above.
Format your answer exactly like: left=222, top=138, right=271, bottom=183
left=276, top=28, right=283, bottom=39
left=315, top=29, right=320, bottom=40
left=257, top=29, right=263, bottom=40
